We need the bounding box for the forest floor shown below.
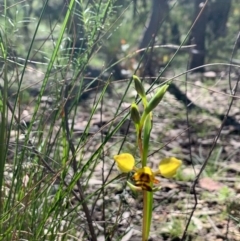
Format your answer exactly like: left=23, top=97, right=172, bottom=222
left=7, top=67, right=240, bottom=241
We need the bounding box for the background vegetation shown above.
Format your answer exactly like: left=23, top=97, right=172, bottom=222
left=0, top=0, right=240, bottom=240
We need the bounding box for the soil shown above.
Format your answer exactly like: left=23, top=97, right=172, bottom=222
left=5, top=67, right=240, bottom=241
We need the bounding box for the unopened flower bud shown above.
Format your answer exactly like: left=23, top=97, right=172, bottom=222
left=145, top=83, right=169, bottom=114
left=130, top=103, right=140, bottom=124
left=133, top=75, right=145, bottom=98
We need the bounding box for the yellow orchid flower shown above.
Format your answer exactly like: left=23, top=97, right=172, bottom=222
left=158, top=157, right=182, bottom=178
left=113, top=153, right=182, bottom=191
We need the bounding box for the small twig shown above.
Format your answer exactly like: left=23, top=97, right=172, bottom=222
left=229, top=31, right=240, bottom=94
left=180, top=1, right=209, bottom=239
left=99, top=83, right=106, bottom=237
left=207, top=215, right=221, bottom=235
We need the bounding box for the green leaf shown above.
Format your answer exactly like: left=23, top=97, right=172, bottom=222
left=142, top=114, right=152, bottom=166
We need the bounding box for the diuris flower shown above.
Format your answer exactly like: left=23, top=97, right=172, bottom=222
left=113, top=153, right=182, bottom=192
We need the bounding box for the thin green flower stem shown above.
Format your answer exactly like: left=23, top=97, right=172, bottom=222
left=142, top=191, right=148, bottom=241
left=142, top=96, right=148, bottom=109
left=140, top=112, right=148, bottom=131
left=141, top=113, right=153, bottom=240
left=142, top=191, right=153, bottom=241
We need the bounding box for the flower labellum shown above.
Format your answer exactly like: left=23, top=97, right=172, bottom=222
left=133, top=166, right=159, bottom=192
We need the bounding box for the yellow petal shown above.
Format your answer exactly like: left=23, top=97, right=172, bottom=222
left=159, top=157, right=182, bottom=178
left=113, top=153, right=135, bottom=173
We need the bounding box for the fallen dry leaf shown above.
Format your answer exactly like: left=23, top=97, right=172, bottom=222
left=199, top=177, right=224, bottom=191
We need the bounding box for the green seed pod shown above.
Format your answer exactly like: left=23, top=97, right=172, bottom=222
left=130, top=103, right=141, bottom=124
left=133, top=75, right=146, bottom=98
left=145, top=83, right=169, bottom=114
